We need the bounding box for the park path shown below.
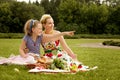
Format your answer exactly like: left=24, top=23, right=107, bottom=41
left=79, top=43, right=120, bottom=49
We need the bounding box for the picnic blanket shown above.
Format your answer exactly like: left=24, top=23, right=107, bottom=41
left=0, top=54, right=98, bottom=73
left=0, top=54, right=36, bottom=65
left=28, top=66, right=98, bottom=73
left=27, top=64, right=98, bottom=73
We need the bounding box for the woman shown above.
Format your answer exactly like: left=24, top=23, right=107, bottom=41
left=39, top=14, right=98, bottom=72
left=40, top=14, right=77, bottom=59
left=39, top=14, right=82, bottom=71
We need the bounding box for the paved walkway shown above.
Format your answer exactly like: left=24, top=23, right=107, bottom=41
left=79, top=43, right=120, bottom=49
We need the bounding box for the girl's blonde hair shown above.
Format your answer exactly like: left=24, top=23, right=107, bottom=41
left=40, top=14, right=52, bottom=24
left=24, top=19, right=40, bottom=36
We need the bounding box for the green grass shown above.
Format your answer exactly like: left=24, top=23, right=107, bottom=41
left=0, top=39, right=120, bottom=80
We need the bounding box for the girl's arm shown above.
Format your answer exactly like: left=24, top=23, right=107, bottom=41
left=19, top=40, right=28, bottom=58
left=42, top=31, right=75, bottom=42
left=59, top=36, right=77, bottom=60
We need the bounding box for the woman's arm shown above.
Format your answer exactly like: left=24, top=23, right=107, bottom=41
left=42, top=31, right=75, bottom=42
left=59, top=36, right=77, bottom=60
left=19, top=40, right=28, bottom=58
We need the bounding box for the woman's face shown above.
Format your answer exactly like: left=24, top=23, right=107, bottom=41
left=44, top=18, right=54, bottom=30
left=32, top=23, right=43, bottom=36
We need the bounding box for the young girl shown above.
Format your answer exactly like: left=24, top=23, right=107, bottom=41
left=0, top=19, right=74, bottom=65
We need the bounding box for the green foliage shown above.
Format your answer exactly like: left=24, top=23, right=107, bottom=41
left=103, top=40, right=120, bottom=47
left=0, top=1, right=44, bottom=33
left=0, top=2, right=12, bottom=32
left=58, top=0, right=80, bottom=23
left=9, top=1, right=44, bottom=33
left=0, top=0, right=120, bottom=34
left=57, top=0, right=120, bottom=34
left=57, top=1, right=110, bottom=34
left=0, top=0, right=15, bottom=3
left=107, top=5, right=120, bottom=34
left=104, top=24, right=119, bottom=34
left=49, top=58, right=66, bottom=70
left=40, top=0, right=61, bottom=25
left=40, top=0, right=50, bottom=13
left=85, top=4, right=109, bottom=34
left=0, top=33, right=24, bottom=39
left=64, top=34, right=120, bottom=39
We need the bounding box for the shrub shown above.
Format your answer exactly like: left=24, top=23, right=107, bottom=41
left=102, top=40, right=120, bottom=47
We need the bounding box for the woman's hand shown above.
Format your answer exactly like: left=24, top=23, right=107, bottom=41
left=70, top=53, right=77, bottom=60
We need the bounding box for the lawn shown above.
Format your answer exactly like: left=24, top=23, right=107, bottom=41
left=0, top=39, right=120, bottom=80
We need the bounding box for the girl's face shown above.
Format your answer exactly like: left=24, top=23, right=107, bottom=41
left=44, top=18, right=54, bottom=30
left=32, top=23, right=43, bottom=36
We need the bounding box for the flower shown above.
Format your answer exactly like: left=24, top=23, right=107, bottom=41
left=70, top=63, right=78, bottom=72
left=78, top=64, right=82, bottom=69
left=57, top=53, right=62, bottom=57
left=45, top=53, right=53, bottom=58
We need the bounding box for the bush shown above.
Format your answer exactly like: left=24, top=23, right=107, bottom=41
left=102, top=40, right=120, bottom=47
left=65, top=34, right=120, bottom=39
left=0, top=33, right=24, bottom=39
left=0, top=33, right=120, bottom=39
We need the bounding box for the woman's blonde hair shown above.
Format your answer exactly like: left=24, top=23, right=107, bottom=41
left=24, top=19, right=40, bottom=36
left=40, top=14, right=52, bottom=24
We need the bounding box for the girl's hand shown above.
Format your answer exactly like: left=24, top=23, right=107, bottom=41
left=23, top=48, right=29, bottom=53
left=63, top=31, right=75, bottom=36
left=29, top=53, right=39, bottom=60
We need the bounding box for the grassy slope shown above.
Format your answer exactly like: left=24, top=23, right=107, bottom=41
left=0, top=39, right=120, bottom=80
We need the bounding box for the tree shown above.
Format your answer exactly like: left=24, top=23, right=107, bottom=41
left=40, top=0, right=50, bottom=13
left=57, top=0, right=89, bottom=33
left=105, top=5, right=120, bottom=34
left=0, top=1, right=44, bottom=33
left=0, top=0, right=15, bottom=3
left=33, top=0, right=40, bottom=6
left=85, top=4, right=109, bottom=34
left=49, top=0, right=61, bottom=25
left=9, top=1, right=44, bottom=32
left=0, top=3, right=12, bottom=32
left=58, top=0, right=80, bottom=23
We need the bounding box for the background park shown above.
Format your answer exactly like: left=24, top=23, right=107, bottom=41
left=0, top=0, right=120, bottom=80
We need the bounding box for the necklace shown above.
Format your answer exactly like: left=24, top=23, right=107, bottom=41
left=31, top=36, right=37, bottom=46
left=44, top=30, right=54, bottom=34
